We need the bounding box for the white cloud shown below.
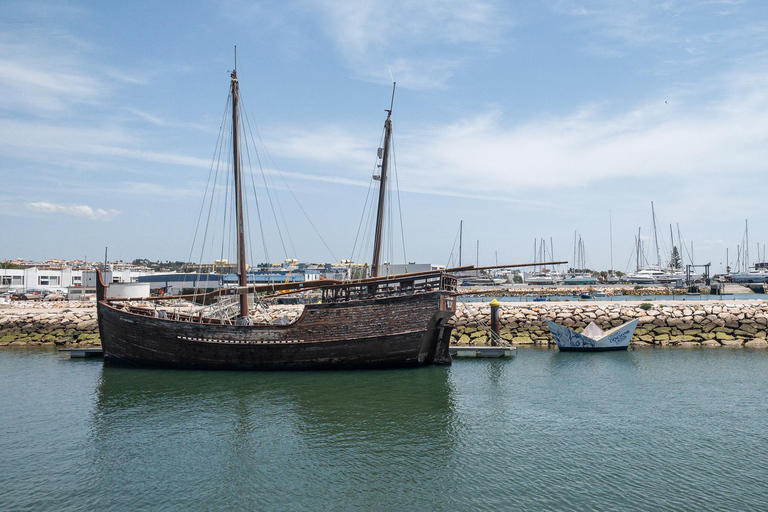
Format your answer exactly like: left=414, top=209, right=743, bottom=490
left=394, top=69, right=768, bottom=192
left=25, top=202, right=120, bottom=221
left=305, top=0, right=508, bottom=88
left=264, top=126, right=373, bottom=168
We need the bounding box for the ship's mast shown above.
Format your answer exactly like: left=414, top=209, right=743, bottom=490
left=609, top=210, right=614, bottom=275
left=371, top=82, right=396, bottom=278
left=651, top=201, right=661, bottom=269
left=231, top=63, right=249, bottom=320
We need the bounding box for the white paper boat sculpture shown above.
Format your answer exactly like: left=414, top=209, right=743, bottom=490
left=546, top=318, right=638, bottom=352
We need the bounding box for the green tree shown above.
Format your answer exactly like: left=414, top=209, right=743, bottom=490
left=670, top=246, right=682, bottom=269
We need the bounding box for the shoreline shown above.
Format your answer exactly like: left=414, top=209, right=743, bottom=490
left=2, top=299, right=768, bottom=348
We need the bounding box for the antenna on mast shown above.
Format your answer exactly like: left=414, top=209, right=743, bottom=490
left=388, top=82, right=396, bottom=114
left=234, top=45, right=237, bottom=73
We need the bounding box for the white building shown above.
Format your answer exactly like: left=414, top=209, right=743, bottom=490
left=0, top=266, right=154, bottom=294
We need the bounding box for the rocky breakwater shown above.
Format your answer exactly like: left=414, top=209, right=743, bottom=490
left=449, top=302, right=768, bottom=348
left=0, top=302, right=306, bottom=347
left=0, top=305, right=99, bottom=347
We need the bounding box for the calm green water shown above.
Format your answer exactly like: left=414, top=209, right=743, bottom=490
left=2, top=348, right=768, bottom=511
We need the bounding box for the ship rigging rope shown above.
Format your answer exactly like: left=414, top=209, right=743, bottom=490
left=390, top=133, right=409, bottom=274
left=445, top=224, right=462, bottom=267
left=347, top=122, right=408, bottom=279
left=239, top=97, right=338, bottom=263
left=348, top=126, right=386, bottom=278
left=188, top=93, right=231, bottom=300
left=240, top=100, right=289, bottom=262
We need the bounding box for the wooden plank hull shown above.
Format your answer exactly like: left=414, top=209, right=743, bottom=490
left=97, top=292, right=455, bottom=370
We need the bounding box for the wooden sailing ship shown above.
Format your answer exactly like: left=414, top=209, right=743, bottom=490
left=96, top=67, right=459, bottom=370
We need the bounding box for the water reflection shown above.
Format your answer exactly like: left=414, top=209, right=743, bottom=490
left=546, top=348, right=640, bottom=372
left=89, top=365, right=458, bottom=508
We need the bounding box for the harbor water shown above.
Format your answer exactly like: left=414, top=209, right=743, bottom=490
left=2, top=348, right=768, bottom=510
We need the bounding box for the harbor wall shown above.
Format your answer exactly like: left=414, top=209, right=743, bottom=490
left=450, top=302, right=768, bottom=348
left=0, top=303, right=303, bottom=347
left=2, top=301, right=768, bottom=348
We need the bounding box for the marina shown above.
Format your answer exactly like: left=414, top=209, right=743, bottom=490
left=3, top=347, right=768, bottom=510
left=3, top=3, right=768, bottom=511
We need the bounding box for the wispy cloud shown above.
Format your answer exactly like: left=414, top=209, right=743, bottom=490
left=25, top=201, right=120, bottom=221
left=304, top=0, right=509, bottom=88
left=264, top=125, right=374, bottom=168
left=395, top=68, right=768, bottom=192
left=550, top=0, right=765, bottom=63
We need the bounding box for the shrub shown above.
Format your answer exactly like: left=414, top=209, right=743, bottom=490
left=639, top=302, right=653, bottom=311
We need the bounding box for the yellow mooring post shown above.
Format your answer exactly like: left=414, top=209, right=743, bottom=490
left=490, top=298, right=501, bottom=346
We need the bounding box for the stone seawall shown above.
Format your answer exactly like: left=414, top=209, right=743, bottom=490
left=2, top=301, right=768, bottom=348
left=0, top=303, right=304, bottom=347
left=450, top=302, right=768, bottom=348
left=0, top=307, right=99, bottom=346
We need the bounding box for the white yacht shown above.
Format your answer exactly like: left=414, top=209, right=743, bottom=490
left=524, top=270, right=563, bottom=285
left=731, top=267, right=768, bottom=283
left=563, top=273, right=598, bottom=285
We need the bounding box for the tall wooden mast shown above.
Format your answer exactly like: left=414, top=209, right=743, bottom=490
left=231, top=65, right=249, bottom=321
left=371, top=83, right=396, bottom=278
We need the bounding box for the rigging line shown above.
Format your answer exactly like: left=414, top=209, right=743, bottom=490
left=348, top=180, right=376, bottom=271
left=623, top=239, right=636, bottom=273
left=197, top=102, right=231, bottom=291
left=240, top=99, right=289, bottom=260
left=240, top=135, right=268, bottom=275
left=348, top=126, right=387, bottom=275
left=245, top=111, right=297, bottom=260
left=242, top=160, right=257, bottom=288
left=238, top=111, right=267, bottom=288
left=360, top=186, right=379, bottom=268
left=189, top=92, right=231, bottom=296
left=244, top=113, right=339, bottom=263
left=212, top=128, right=233, bottom=277
left=220, top=138, right=231, bottom=271
left=240, top=98, right=296, bottom=258
left=387, top=159, right=394, bottom=274
left=237, top=111, right=272, bottom=286
left=353, top=191, right=376, bottom=278
left=445, top=224, right=461, bottom=268
left=390, top=133, right=408, bottom=272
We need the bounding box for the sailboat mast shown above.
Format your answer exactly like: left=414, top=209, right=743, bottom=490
left=609, top=211, right=614, bottom=275
left=573, top=231, right=577, bottom=272
left=651, top=201, right=661, bottom=268
left=231, top=66, right=248, bottom=319
left=371, top=83, right=396, bottom=278
left=459, top=220, right=463, bottom=267
left=745, top=219, right=749, bottom=271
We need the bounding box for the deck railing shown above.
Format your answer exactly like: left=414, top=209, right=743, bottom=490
left=320, top=273, right=457, bottom=304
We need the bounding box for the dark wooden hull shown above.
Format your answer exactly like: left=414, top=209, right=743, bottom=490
left=97, top=292, right=455, bottom=370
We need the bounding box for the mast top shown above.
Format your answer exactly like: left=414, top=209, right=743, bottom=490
left=232, top=46, right=238, bottom=81
left=386, top=82, right=396, bottom=116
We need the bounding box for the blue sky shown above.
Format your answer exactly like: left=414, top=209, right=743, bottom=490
left=2, top=0, right=768, bottom=273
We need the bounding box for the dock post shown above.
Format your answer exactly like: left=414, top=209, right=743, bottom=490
left=490, top=298, right=500, bottom=346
